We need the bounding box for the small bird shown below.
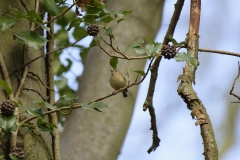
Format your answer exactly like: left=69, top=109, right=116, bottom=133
left=109, top=70, right=128, bottom=98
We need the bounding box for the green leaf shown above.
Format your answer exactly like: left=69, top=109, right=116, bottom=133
left=62, top=95, right=78, bottom=102
left=117, top=18, right=125, bottom=24
left=54, top=29, right=69, bottom=47
left=169, top=35, right=187, bottom=47
left=67, top=17, right=82, bottom=31
left=27, top=10, right=43, bottom=22
left=89, top=37, right=99, bottom=48
left=101, top=16, right=114, bottom=23
left=124, top=43, right=139, bottom=53
left=14, top=31, right=48, bottom=50
left=72, top=26, right=88, bottom=40
left=83, top=14, right=96, bottom=24
left=94, top=0, right=106, bottom=9
left=55, top=6, right=76, bottom=27
left=0, top=16, right=16, bottom=32
left=134, top=70, right=146, bottom=76
left=169, top=35, right=179, bottom=46
left=0, top=80, right=13, bottom=95
left=26, top=108, right=44, bottom=119
left=0, top=114, right=17, bottom=133
left=33, top=100, right=57, bottom=110
left=103, top=28, right=112, bottom=35
left=154, top=42, right=162, bottom=52
left=43, top=0, right=59, bottom=16
left=54, top=76, right=68, bottom=90
left=82, top=102, right=108, bottom=112
left=40, top=24, right=50, bottom=32
left=87, top=7, right=103, bottom=16
left=9, top=153, right=18, bottom=160
left=133, top=46, right=146, bottom=55
left=174, top=52, right=198, bottom=67
left=37, top=118, right=56, bottom=132
left=144, top=36, right=155, bottom=44
left=0, top=155, right=4, bottom=159
left=110, top=57, right=118, bottom=69
left=113, top=10, right=132, bottom=19
left=145, top=44, right=155, bottom=54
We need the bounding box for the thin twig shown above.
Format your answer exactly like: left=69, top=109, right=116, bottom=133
left=10, top=37, right=85, bottom=76
left=33, top=2, right=76, bottom=31
left=28, top=71, right=54, bottom=91
left=19, top=0, right=29, bottom=12
left=15, top=66, right=28, bottom=100
left=0, top=51, right=14, bottom=100
left=198, top=48, right=240, bottom=57
left=97, top=41, right=151, bottom=60
left=23, top=88, right=46, bottom=101
left=230, top=62, right=240, bottom=100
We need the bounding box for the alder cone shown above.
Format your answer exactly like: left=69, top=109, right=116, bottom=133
left=11, top=147, right=25, bottom=160
left=161, top=44, right=177, bottom=60
left=87, top=24, right=99, bottom=36
left=0, top=100, right=16, bottom=116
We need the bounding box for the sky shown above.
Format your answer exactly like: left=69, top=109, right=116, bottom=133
left=59, top=0, right=240, bottom=159
left=117, top=0, right=240, bottom=160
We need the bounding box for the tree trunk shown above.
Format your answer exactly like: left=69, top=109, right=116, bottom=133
left=0, top=1, right=53, bottom=159
left=60, top=1, right=164, bottom=160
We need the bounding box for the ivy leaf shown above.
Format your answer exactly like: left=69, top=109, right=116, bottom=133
left=134, top=70, right=146, bottom=76
left=0, top=16, right=16, bottom=32
left=61, top=95, right=78, bottom=102
left=94, top=0, right=106, bottom=9
left=67, top=17, right=82, bottom=31
left=145, top=44, right=155, bottom=55
left=144, top=36, right=155, bottom=44
left=37, top=118, right=56, bottom=132
left=0, top=80, right=13, bottom=95
left=0, top=114, right=17, bottom=133
left=101, top=16, right=114, bottom=23
left=174, top=52, right=198, bottom=67
left=89, top=37, right=100, bottom=48
left=43, top=0, right=59, bottom=16
left=33, top=100, right=57, bottom=110
left=110, top=57, right=118, bottom=69
left=113, top=10, right=132, bottom=19
left=14, top=31, right=48, bottom=50
left=169, top=35, right=187, bottom=47
left=72, top=26, right=88, bottom=40
left=27, top=10, right=43, bottom=22
left=9, top=153, right=18, bottom=160
left=82, top=102, right=108, bottom=113
left=133, top=46, right=146, bottom=55
left=117, top=18, right=125, bottom=24
left=154, top=42, right=162, bottom=52
left=103, top=28, right=112, bottom=35
left=26, top=108, right=44, bottom=120
left=124, top=43, right=139, bottom=53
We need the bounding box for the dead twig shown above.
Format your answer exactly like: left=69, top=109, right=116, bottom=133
left=230, top=62, right=240, bottom=101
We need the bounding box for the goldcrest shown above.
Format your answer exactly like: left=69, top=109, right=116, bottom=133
left=109, top=70, right=128, bottom=98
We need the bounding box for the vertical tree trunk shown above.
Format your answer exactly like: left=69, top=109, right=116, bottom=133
left=60, top=1, right=164, bottom=160
left=0, top=1, right=53, bottom=159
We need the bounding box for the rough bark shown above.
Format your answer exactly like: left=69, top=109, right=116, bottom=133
left=60, top=0, right=164, bottom=160
left=0, top=1, right=53, bottom=159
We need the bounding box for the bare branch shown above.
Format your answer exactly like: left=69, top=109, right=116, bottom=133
left=177, top=0, right=218, bottom=159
